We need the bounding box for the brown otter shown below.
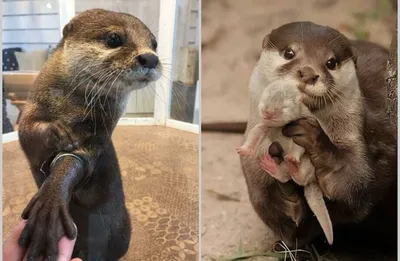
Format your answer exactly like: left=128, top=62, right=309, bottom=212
left=17, top=9, right=162, bottom=261
left=238, top=22, right=396, bottom=255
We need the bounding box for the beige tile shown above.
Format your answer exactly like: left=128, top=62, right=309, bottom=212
left=3, top=126, right=199, bottom=261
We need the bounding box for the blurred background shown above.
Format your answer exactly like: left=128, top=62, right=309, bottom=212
left=201, top=0, right=396, bottom=260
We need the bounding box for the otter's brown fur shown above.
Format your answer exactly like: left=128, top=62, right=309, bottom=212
left=240, top=22, right=396, bottom=254
left=17, top=9, right=161, bottom=261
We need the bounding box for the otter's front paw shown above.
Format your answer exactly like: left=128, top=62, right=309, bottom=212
left=18, top=181, right=77, bottom=260
left=282, top=118, right=332, bottom=156
left=312, top=173, right=334, bottom=200
left=42, top=121, right=78, bottom=151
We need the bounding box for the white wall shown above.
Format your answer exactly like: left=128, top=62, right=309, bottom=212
left=177, top=0, right=199, bottom=47
left=2, top=0, right=61, bottom=52
left=172, top=0, right=199, bottom=81
left=75, top=0, right=160, bottom=34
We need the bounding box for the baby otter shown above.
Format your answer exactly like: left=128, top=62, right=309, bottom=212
left=241, top=22, right=396, bottom=248
left=237, top=79, right=333, bottom=244
left=17, top=9, right=162, bottom=260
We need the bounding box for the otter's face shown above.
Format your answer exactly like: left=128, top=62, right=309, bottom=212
left=62, top=9, right=162, bottom=93
left=257, top=22, right=358, bottom=110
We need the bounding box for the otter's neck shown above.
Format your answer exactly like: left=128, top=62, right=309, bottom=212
left=313, top=84, right=365, bottom=150
left=37, top=49, right=130, bottom=130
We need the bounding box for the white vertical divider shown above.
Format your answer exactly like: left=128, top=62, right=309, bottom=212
left=0, top=2, right=3, bottom=254
left=193, top=80, right=200, bottom=125
left=154, top=0, right=178, bottom=125
left=58, top=0, right=76, bottom=37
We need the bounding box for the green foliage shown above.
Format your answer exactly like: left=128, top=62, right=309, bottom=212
left=345, top=0, right=392, bottom=40
left=352, top=0, right=392, bottom=21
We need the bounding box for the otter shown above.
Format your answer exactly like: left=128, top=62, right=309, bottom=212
left=236, top=79, right=333, bottom=245
left=17, top=9, right=162, bottom=261
left=239, top=21, right=396, bottom=254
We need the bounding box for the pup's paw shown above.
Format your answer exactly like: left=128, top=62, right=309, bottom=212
left=259, top=154, right=279, bottom=176
left=236, top=145, right=254, bottom=157
left=285, top=155, right=300, bottom=174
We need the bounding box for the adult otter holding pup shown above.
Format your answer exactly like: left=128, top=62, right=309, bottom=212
left=18, top=9, right=162, bottom=260
left=241, top=22, right=397, bottom=257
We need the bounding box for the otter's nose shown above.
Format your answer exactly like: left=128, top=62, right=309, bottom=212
left=297, top=66, right=319, bottom=85
left=136, top=53, right=159, bottom=69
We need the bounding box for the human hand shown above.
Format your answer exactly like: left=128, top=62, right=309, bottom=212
left=3, top=220, right=82, bottom=261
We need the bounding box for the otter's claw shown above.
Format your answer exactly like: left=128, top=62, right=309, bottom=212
left=42, top=121, right=78, bottom=152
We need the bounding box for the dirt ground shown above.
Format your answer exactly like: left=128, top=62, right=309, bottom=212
left=201, top=0, right=395, bottom=260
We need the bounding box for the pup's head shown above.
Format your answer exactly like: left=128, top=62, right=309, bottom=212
left=256, top=21, right=358, bottom=110
left=61, top=9, right=162, bottom=93
left=258, top=80, right=303, bottom=126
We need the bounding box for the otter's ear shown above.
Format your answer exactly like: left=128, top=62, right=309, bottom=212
left=350, top=46, right=359, bottom=68
left=62, top=22, right=74, bottom=38
left=262, top=34, right=271, bottom=49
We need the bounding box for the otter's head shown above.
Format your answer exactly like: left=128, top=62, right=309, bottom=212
left=257, top=22, right=359, bottom=110
left=62, top=9, right=162, bottom=93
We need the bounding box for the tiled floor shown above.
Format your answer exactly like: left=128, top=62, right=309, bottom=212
left=3, top=126, right=199, bottom=261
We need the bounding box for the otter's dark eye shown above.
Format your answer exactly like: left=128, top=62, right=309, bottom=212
left=326, top=58, right=338, bottom=70
left=151, top=39, right=158, bottom=50
left=106, top=33, right=123, bottom=48
left=283, top=48, right=295, bottom=60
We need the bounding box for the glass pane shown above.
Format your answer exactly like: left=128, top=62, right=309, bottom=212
left=168, top=0, right=200, bottom=124
left=2, top=0, right=62, bottom=133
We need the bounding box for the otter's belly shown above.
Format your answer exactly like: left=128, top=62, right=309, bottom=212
left=69, top=148, right=131, bottom=260
left=70, top=199, right=131, bottom=260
